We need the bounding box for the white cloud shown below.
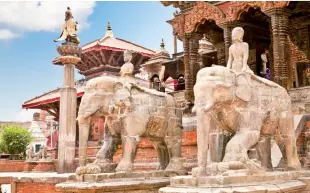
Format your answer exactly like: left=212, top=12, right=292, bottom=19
left=13, top=109, right=40, bottom=122
left=0, top=29, right=20, bottom=40
left=0, top=1, right=96, bottom=40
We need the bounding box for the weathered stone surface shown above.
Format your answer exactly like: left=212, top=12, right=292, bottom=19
left=192, top=26, right=301, bottom=176
left=56, top=178, right=170, bottom=193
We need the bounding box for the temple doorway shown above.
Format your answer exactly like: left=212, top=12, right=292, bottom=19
left=195, top=20, right=225, bottom=66
left=238, top=7, right=271, bottom=79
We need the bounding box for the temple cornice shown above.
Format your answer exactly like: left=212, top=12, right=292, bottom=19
left=166, top=1, right=290, bottom=39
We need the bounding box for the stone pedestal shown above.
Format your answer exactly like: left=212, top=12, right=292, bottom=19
left=56, top=171, right=170, bottom=193
left=159, top=171, right=310, bottom=193
left=54, top=42, right=81, bottom=173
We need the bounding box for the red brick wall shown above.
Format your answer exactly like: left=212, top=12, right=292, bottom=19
left=289, top=38, right=309, bottom=82
left=16, top=183, right=56, bottom=193
left=0, top=160, right=25, bottom=172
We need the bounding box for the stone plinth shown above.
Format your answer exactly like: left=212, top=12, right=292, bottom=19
left=56, top=171, right=170, bottom=193
left=159, top=171, right=310, bottom=193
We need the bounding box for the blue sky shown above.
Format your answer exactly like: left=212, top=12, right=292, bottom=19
left=0, top=1, right=182, bottom=122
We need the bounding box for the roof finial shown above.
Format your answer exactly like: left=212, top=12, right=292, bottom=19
left=104, top=21, right=114, bottom=38
left=160, top=38, right=165, bottom=49
left=107, top=22, right=112, bottom=31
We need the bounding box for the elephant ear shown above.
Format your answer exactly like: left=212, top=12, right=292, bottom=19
left=235, top=74, right=252, bottom=102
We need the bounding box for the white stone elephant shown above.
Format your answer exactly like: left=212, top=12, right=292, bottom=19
left=76, top=76, right=186, bottom=175
left=191, top=65, right=301, bottom=176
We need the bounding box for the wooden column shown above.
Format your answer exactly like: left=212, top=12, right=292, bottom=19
left=190, top=34, right=200, bottom=89
left=219, top=22, right=234, bottom=64
left=266, top=8, right=292, bottom=89
left=183, top=33, right=194, bottom=103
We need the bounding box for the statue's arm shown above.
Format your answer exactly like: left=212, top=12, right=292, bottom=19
left=242, top=43, right=249, bottom=71
left=227, top=46, right=233, bottom=69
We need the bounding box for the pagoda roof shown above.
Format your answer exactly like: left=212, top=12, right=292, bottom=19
left=81, top=22, right=155, bottom=57
left=22, top=76, right=151, bottom=110
left=69, top=22, right=156, bottom=76
left=22, top=83, right=85, bottom=109
left=82, top=37, right=155, bottom=57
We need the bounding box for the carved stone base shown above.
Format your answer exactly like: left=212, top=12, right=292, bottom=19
left=56, top=171, right=170, bottom=193
left=159, top=171, right=310, bottom=193
left=77, top=170, right=167, bottom=182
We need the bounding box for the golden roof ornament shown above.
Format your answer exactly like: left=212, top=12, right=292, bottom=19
left=54, top=7, right=80, bottom=44
left=104, top=22, right=114, bottom=38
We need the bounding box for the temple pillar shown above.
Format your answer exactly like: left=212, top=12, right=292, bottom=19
left=183, top=33, right=194, bottom=103
left=55, top=43, right=81, bottom=173
left=266, top=8, right=292, bottom=89
left=173, top=32, right=178, bottom=54
left=190, top=34, right=200, bottom=89
left=219, top=22, right=234, bottom=64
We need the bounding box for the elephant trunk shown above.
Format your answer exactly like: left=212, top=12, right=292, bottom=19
left=78, top=118, right=90, bottom=167
left=194, top=110, right=212, bottom=176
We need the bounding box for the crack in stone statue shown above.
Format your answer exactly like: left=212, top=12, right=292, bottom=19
left=76, top=50, right=186, bottom=176
left=191, top=27, right=301, bottom=177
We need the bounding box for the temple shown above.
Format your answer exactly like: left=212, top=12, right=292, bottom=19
left=22, top=1, right=310, bottom=171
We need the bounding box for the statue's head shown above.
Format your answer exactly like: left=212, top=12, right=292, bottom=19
left=232, top=27, right=244, bottom=43
left=65, top=7, right=73, bottom=21
left=123, top=50, right=133, bottom=63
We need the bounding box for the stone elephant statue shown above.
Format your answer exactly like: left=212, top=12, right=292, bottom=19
left=192, top=65, right=301, bottom=176
left=76, top=76, right=185, bottom=175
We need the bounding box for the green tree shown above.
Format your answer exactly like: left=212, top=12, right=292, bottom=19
left=0, top=125, right=32, bottom=159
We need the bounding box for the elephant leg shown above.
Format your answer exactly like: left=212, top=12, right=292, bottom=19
left=223, top=131, right=260, bottom=162
left=164, top=116, right=186, bottom=175
left=76, top=117, right=102, bottom=175
left=277, top=111, right=301, bottom=170
left=151, top=140, right=169, bottom=170
left=94, top=127, right=121, bottom=173
left=115, top=135, right=139, bottom=173
left=192, top=111, right=211, bottom=176
left=254, top=136, right=273, bottom=171
left=78, top=118, right=90, bottom=167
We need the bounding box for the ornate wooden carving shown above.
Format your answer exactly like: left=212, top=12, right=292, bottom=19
left=266, top=8, right=292, bottom=88
left=167, top=1, right=289, bottom=38
left=226, top=1, right=289, bottom=21
left=184, top=2, right=225, bottom=33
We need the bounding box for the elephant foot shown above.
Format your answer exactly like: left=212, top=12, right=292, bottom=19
left=165, top=158, right=187, bottom=176
left=115, top=161, right=134, bottom=173
left=76, top=164, right=101, bottom=175
left=204, top=160, right=264, bottom=176
left=192, top=166, right=206, bottom=177
left=95, top=160, right=117, bottom=173
left=156, top=165, right=166, bottom=170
